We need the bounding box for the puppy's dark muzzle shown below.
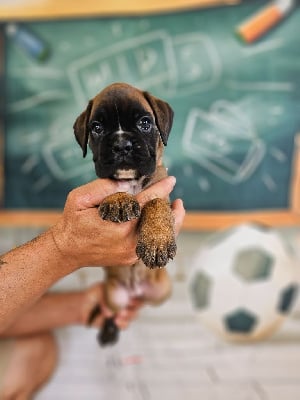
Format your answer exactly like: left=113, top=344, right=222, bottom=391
left=111, top=136, right=135, bottom=165
left=95, top=131, right=155, bottom=179
left=112, top=137, right=133, bottom=156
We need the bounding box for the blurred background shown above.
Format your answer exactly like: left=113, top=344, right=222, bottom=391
left=1, top=0, right=300, bottom=399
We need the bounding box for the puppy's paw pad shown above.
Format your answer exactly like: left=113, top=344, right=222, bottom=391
left=97, top=317, right=119, bottom=346
left=99, top=195, right=141, bottom=223
left=136, top=238, right=177, bottom=269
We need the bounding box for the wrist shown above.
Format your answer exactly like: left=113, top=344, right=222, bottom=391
left=39, top=229, right=78, bottom=279
left=48, top=221, right=80, bottom=273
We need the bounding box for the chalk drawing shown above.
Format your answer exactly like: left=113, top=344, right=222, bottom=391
left=32, top=175, right=53, bottom=193
left=182, top=100, right=266, bottom=184
left=21, top=154, right=39, bottom=174
left=18, top=115, right=94, bottom=193
left=262, top=173, right=277, bottom=192
left=242, top=38, right=284, bottom=57
left=171, top=33, right=222, bottom=96
left=8, top=90, right=68, bottom=113
left=270, top=147, right=287, bottom=162
left=41, top=117, right=92, bottom=181
left=197, top=176, right=211, bottom=192
left=226, top=80, right=294, bottom=92
left=9, top=66, right=64, bottom=79
left=67, top=29, right=224, bottom=103
left=68, top=31, right=176, bottom=107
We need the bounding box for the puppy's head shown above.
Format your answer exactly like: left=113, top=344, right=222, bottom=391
left=73, top=82, right=173, bottom=180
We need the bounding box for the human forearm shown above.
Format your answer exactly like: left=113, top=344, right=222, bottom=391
left=0, top=290, right=84, bottom=337
left=0, top=283, right=142, bottom=338
left=0, top=229, right=74, bottom=332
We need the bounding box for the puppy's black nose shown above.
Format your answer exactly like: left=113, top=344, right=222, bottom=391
left=112, top=137, right=133, bottom=154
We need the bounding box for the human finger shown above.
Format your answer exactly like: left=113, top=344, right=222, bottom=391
left=136, top=176, right=176, bottom=208
left=171, top=198, right=186, bottom=235
left=115, top=310, right=140, bottom=329
left=67, top=178, right=131, bottom=211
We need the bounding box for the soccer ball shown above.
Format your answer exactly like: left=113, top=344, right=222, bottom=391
left=188, top=223, right=299, bottom=342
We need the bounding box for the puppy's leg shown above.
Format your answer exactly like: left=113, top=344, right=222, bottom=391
left=97, top=268, right=132, bottom=347
left=97, top=191, right=141, bottom=346
left=142, top=267, right=172, bottom=305
left=136, top=198, right=176, bottom=268
left=97, top=265, right=172, bottom=346
left=104, top=275, right=132, bottom=312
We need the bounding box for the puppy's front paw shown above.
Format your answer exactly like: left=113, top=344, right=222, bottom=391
left=99, top=192, right=141, bottom=222
left=136, top=236, right=177, bottom=269
left=136, top=198, right=177, bottom=268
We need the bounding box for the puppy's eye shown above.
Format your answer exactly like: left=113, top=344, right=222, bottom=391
left=90, top=121, right=103, bottom=136
left=137, top=117, right=153, bottom=133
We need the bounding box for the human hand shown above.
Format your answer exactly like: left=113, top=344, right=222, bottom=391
left=50, top=177, right=185, bottom=271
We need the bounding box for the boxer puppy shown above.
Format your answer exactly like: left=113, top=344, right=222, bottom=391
left=73, top=82, right=176, bottom=345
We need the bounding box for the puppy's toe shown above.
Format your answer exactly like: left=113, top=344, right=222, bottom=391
left=167, top=240, right=177, bottom=260
left=136, top=238, right=177, bottom=269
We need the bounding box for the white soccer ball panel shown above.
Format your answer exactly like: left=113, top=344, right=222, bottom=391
left=209, top=275, right=245, bottom=314
left=192, top=247, right=236, bottom=281
left=271, top=256, right=298, bottom=288
left=240, top=280, right=282, bottom=316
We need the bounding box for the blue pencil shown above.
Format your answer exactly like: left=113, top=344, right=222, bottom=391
left=5, top=23, right=50, bottom=61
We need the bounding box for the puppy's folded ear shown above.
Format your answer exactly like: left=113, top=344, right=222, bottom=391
left=143, top=92, right=174, bottom=146
left=73, top=100, right=93, bottom=157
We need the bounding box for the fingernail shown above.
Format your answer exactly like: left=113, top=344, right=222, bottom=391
left=169, top=176, right=176, bottom=186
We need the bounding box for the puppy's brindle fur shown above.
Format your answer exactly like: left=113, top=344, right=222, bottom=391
left=74, top=82, right=176, bottom=345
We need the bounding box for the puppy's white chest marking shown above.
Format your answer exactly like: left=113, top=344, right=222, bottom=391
left=116, top=179, right=143, bottom=195
left=127, top=180, right=143, bottom=195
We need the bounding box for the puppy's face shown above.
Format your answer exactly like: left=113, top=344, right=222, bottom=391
left=74, top=83, right=173, bottom=181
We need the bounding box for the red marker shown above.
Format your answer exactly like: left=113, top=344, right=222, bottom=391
left=236, top=0, right=294, bottom=43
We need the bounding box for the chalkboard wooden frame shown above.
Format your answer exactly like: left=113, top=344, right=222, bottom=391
left=1, top=6, right=300, bottom=231
left=0, top=28, right=4, bottom=208
left=1, top=200, right=300, bottom=230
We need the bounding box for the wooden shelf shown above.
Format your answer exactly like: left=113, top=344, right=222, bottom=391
left=0, top=209, right=299, bottom=231
left=0, top=0, right=239, bottom=20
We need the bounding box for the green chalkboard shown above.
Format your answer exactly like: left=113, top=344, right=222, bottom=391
left=3, top=1, right=300, bottom=211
